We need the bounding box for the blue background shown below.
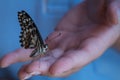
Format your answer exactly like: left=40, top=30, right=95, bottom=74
left=0, top=0, right=120, bottom=80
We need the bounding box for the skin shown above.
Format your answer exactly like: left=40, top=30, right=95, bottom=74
left=0, top=0, right=120, bottom=80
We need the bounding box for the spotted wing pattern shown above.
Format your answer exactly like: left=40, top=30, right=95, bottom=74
left=18, top=10, right=48, bottom=57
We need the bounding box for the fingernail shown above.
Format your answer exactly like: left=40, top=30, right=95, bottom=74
left=23, top=72, right=40, bottom=80
left=0, top=64, right=7, bottom=68
left=0, top=61, right=7, bottom=68
left=23, top=74, right=32, bottom=80
left=30, top=71, right=40, bottom=75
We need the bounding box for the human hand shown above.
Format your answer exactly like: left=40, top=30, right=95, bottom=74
left=0, top=0, right=120, bottom=80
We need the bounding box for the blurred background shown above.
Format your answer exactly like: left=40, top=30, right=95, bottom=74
left=0, top=0, right=120, bottom=80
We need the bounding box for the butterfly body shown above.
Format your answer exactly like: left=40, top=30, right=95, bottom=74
left=18, top=10, right=48, bottom=57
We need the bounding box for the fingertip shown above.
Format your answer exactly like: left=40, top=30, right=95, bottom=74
left=18, top=65, right=33, bottom=80
left=49, top=57, right=73, bottom=77
left=45, top=31, right=64, bottom=50
left=0, top=54, right=14, bottom=68
left=26, top=61, right=40, bottom=74
left=0, top=56, right=7, bottom=68
left=0, top=48, right=33, bottom=68
left=26, top=60, right=51, bottom=75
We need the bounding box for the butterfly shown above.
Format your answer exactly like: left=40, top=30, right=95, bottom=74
left=18, top=10, right=48, bottom=57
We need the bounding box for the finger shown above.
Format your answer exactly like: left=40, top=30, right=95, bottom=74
left=18, top=65, right=29, bottom=80
left=0, top=48, right=33, bottom=68
left=49, top=37, right=112, bottom=77
left=19, top=48, right=64, bottom=80
left=45, top=31, right=68, bottom=50
left=46, top=31, right=62, bottom=41
left=49, top=50, right=94, bottom=77
left=46, top=31, right=80, bottom=51
left=49, top=65, right=79, bottom=77
left=18, top=64, right=39, bottom=80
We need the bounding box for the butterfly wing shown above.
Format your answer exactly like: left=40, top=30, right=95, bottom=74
left=18, top=10, right=47, bottom=57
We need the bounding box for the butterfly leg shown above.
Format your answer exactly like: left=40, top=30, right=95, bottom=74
left=30, top=48, right=38, bottom=57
